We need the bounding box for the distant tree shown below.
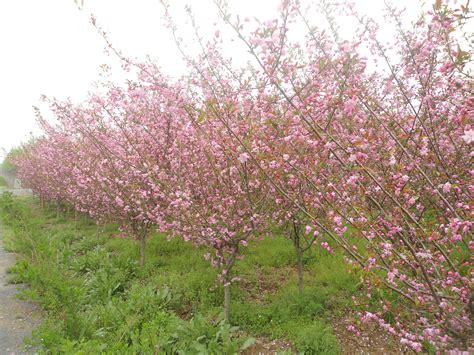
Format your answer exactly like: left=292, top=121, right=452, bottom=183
left=1, top=147, right=22, bottom=173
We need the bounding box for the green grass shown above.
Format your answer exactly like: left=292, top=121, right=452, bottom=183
left=0, top=192, right=363, bottom=354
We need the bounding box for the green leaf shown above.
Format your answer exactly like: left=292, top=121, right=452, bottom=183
left=197, top=110, right=206, bottom=123
left=240, top=337, right=256, bottom=350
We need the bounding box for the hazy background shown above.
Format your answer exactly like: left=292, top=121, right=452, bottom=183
left=0, top=0, right=426, bottom=161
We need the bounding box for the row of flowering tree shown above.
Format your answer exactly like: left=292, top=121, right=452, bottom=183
left=13, top=0, right=472, bottom=352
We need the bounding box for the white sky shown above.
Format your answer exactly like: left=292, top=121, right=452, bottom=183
left=0, top=0, right=427, bottom=160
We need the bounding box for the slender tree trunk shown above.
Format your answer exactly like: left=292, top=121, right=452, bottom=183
left=223, top=255, right=237, bottom=323
left=140, top=234, right=146, bottom=267
left=224, top=282, right=231, bottom=323
left=296, top=246, right=304, bottom=294
left=74, top=210, right=78, bottom=228
left=56, top=202, right=60, bottom=219
left=292, top=221, right=304, bottom=294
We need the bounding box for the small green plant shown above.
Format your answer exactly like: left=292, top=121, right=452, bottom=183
left=161, top=313, right=255, bottom=354
left=293, top=322, right=340, bottom=354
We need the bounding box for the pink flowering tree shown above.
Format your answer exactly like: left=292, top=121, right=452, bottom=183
left=255, top=102, right=336, bottom=294
left=189, top=0, right=472, bottom=350
left=163, top=99, right=269, bottom=322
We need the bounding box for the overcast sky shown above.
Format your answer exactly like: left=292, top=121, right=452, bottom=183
left=0, top=0, right=428, bottom=160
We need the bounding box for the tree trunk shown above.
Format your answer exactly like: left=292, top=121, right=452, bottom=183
left=292, top=221, right=304, bottom=294
left=140, top=234, right=146, bottom=267
left=224, top=282, right=231, bottom=323
left=222, top=250, right=238, bottom=324
left=56, top=202, right=60, bottom=219
left=74, top=210, right=78, bottom=228
left=296, top=246, right=304, bottom=294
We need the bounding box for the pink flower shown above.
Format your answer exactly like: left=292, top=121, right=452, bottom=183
left=461, top=129, right=474, bottom=144
left=238, top=152, right=250, bottom=163
left=438, top=61, right=452, bottom=73
left=442, top=182, right=451, bottom=194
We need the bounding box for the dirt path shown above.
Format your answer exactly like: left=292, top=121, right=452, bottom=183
left=0, top=225, right=40, bottom=354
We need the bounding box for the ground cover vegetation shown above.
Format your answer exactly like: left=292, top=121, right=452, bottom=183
left=1, top=192, right=360, bottom=353
left=5, top=0, right=473, bottom=352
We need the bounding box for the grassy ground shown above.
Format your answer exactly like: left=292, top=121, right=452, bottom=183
left=0, top=192, right=365, bottom=354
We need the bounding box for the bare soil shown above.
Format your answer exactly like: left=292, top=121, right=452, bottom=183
left=333, top=313, right=412, bottom=355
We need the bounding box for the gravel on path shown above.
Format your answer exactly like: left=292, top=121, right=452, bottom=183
left=0, top=215, right=40, bottom=354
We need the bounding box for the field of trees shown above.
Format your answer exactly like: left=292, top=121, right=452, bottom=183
left=0, top=0, right=472, bottom=353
